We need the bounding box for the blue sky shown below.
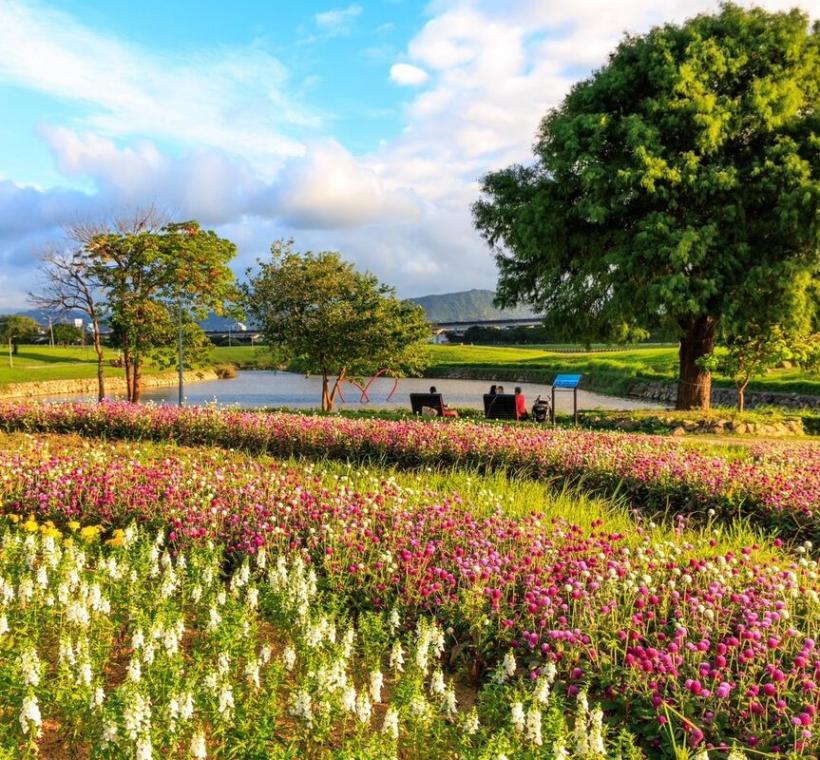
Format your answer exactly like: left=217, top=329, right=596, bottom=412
left=1, top=0, right=817, bottom=308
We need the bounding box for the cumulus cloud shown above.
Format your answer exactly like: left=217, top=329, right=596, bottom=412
left=389, top=63, right=429, bottom=86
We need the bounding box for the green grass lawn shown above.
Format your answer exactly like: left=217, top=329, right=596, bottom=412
left=424, top=343, right=820, bottom=396
left=3, top=343, right=819, bottom=399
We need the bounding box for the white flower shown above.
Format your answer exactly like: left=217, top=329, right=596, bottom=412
left=20, top=647, right=41, bottom=687
left=342, top=685, right=357, bottom=714
left=127, top=657, right=142, bottom=683
left=180, top=692, right=194, bottom=722
left=291, top=690, right=313, bottom=725
left=694, top=751, right=710, bottom=760
left=245, top=660, right=260, bottom=690
left=526, top=706, right=543, bottom=746
left=511, top=701, right=525, bottom=733
left=190, top=729, right=207, bottom=759
left=283, top=646, right=297, bottom=671
left=135, top=732, right=152, bottom=760
left=101, top=719, right=118, bottom=747
left=217, top=684, right=234, bottom=717
left=382, top=706, right=399, bottom=739
left=19, top=695, right=42, bottom=737
left=388, top=608, right=401, bottom=633
left=430, top=668, right=446, bottom=696
left=0, top=615, right=8, bottom=635
left=356, top=692, right=372, bottom=725
left=91, top=687, right=105, bottom=709
left=497, top=649, right=516, bottom=683
left=389, top=641, right=404, bottom=672
left=588, top=706, right=605, bottom=755
left=259, top=644, right=272, bottom=665
left=727, top=749, right=748, bottom=760
left=553, top=738, right=570, bottom=760
left=207, top=606, right=221, bottom=632
left=463, top=709, right=480, bottom=735
left=369, top=669, right=384, bottom=703
left=443, top=687, right=458, bottom=717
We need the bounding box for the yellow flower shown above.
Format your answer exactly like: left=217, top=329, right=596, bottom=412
left=106, top=529, right=125, bottom=548
left=67, top=521, right=80, bottom=532
left=22, top=519, right=39, bottom=533
left=7, top=514, right=20, bottom=523
left=41, top=526, right=62, bottom=540
left=80, top=525, right=101, bottom=543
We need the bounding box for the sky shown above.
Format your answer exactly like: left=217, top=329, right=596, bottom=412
left=0, top=0, right=818, bottom=309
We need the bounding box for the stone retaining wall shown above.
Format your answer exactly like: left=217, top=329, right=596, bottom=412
left=628, top=381, right=820, bottom=410
left=0, top=370, right=219, bottom=400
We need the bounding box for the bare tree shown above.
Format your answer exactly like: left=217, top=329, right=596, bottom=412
left=29, top=245, right=107, bottom=400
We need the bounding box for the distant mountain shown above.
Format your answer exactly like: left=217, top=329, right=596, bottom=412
left=409, top=289, right=537, bottom=323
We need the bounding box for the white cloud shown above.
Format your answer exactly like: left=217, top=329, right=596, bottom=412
left=0, top=0, right=315, bottom=173
left=389, top=63, right=429, bottom=86
left=315, top=4, right=362, bottom=35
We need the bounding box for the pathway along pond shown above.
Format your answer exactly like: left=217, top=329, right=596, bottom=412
left=47, top=371, right=666, bottom=412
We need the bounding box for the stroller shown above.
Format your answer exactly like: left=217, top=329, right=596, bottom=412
left=531, top=395, right=550, bottom=424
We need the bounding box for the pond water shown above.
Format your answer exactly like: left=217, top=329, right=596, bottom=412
left=47, top=371, right=666, bottom=413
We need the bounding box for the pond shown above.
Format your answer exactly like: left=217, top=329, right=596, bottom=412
left=48, top=371, right=666, bottom=412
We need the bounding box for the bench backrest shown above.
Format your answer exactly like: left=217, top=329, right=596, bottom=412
left=483, top=393, right=517, bottom=419
left=553, top=373, right=582, bottom=389
left=410, top=393, right=445, bottom=416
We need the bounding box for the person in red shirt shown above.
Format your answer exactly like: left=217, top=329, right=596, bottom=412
left=514, top=387, right=529, bottom=421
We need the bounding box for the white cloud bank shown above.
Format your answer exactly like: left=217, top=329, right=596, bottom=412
left=1, top=0, right=819, bottom=309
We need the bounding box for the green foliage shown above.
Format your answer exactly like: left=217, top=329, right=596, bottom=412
left=89, top=220, right=238, bottom=401
left=243, top=240, right=431, bottom=410
left=473, top=4, right=819, bottom=409
left=0, top=316, right=39, bottom=345
left=51, top=323, right=83, bottom=345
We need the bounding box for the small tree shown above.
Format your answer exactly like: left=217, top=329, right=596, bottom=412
left=88, top=217, right=238, bottom=402
left=52, top=323, right=83, bottom=346
left=30, top=242, right=107, bottom=400
left=0, top=315, right=39, bottom=364
left=244, top=241, right=430, bottom=412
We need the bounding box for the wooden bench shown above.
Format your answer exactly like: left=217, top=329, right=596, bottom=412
left=483, top=393, right=518, bottom=419
left=410, top=393, right=446, bottom=416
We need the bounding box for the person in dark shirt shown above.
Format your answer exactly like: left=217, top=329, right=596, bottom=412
left=514, top=386, right=529, bottom=421
left=489, top=384, right=497, bottom=396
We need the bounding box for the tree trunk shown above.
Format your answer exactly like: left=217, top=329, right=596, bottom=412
left=737, top=381, right=748, bottom=412
left=321, top=374, right=331, bottom=413
left=132, top=360, right=143, bottom=403
left=676, top=315, right=716, bottom=410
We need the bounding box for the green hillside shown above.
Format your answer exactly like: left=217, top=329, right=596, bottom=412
left=409, top=289, right=536, bottom=323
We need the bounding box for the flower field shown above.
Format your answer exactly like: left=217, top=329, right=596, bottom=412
left=1, top=429, right=818, bottom=757
left=1, top=401, right=819, bottom=541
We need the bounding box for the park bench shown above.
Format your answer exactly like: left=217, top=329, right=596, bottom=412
left=550, top=374, right=582, bottom=424
left=409, top=393, right=447, bottom=417
left=483, top=393, right=518, bottom=420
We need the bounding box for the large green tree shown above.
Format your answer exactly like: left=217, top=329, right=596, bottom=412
left=244, top=241, right=431, bottom=412
left=88, top=215, right=238, bottom=402
left=473, top=4, right=819, bottom=409
left=0, top=315, right=39, bottom=363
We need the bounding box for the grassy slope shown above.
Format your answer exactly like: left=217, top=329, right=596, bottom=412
left=424, top=344, right=820, bottom=396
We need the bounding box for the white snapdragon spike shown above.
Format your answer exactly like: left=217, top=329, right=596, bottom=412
left=190, top=730, right=208, bottom=759
left=218, top=684, right=234, bottom=717
left=430, top=668, right=446, bottom=696
left=132, top=628, right=145, bottom=650
left=101, top=720, right=118, bottom=747
left=135, top=732, right=152, bottom=760
left=511, top=701, right=526, bottom=734
left=19, top=695, right=42, bottom=738
left=356, top=692, right=373, bottom=725
left=389, top=640, right=404, bottom=672
left=588, top=706, right=605, bottom=755
left=180, top=692, right=194, bottom=722
left=259, top=644, right=272, bottom=665
left=342, top=685, right=357, bottom=714
left=90, top=687, right=105, bottom=709
left=19, top=576, right=34, bottom=604
left=191, top=584, right=203, bottom=603
left=59, top=637, right=76, bottom=666
left=727, top=750, right=748, bottom=760
left=0, top=614, right=8, bottom=636
left=443, top=687, right=458, bottom=717
left=36, top=565, right=48, bottom=589
left=207, top=606, right=222, bottom=632
left=502, top=649, right=516, bottom=680
left=255, top=548, right=267, bottom=570
left=369, top=669, right=384, bottom=703
left=463, top=709, right=480, bottom=735
left=217, top=652, right=231, bottom=677
left=574, top=690, right=590, bottom=756
left=388, top=608, right=401, bottom=634
left=127, top=656, right=142, bottom=683
left=124, top=692, right=151, bottom=740
left=246, top=586, right=259, bottom=610
left=694, top=751, right=710, bottom=760
left=341, top=628, right=355, bottom=659
left=291, top=690, right=313, bottom=725
left=382, top=706, right=400, bottom=739
left=245, top=660, right=260, bottom=690
left=20, top=647, right=41, bottom=687
left=526, top=706, right=543, bottom=746
left=553, top=738, right=570, bottom=760
left=216, top=590, right=227, bottom=607
left=410, top=694, right=429, bottom=719
left=78, top=657, right=93, bottom=687
left=283, top=646, right=297, bottom=671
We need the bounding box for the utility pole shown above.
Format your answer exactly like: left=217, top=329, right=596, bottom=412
left=7, top=337, right=12, bottom=368
left=177, top=298, right=184, bottom=406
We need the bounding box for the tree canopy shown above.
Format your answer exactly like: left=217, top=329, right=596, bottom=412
left=244, top=241, right=430, bottom=412
left=473, top=3, right=819, bottom=409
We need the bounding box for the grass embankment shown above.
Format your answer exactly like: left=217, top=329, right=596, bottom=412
left=424, top=344, right=820, bottom=397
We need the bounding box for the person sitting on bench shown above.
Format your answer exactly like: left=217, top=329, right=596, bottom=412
left=514, top=387, right=529, bottom=421
left=488, top=384, right=497, bottom=396
left=429, top=386, right=458, bottom=417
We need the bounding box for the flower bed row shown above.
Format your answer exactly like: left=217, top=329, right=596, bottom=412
left=1, top=439, right=818, bottom=754
left=1, top=401, right=819, bottom=542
